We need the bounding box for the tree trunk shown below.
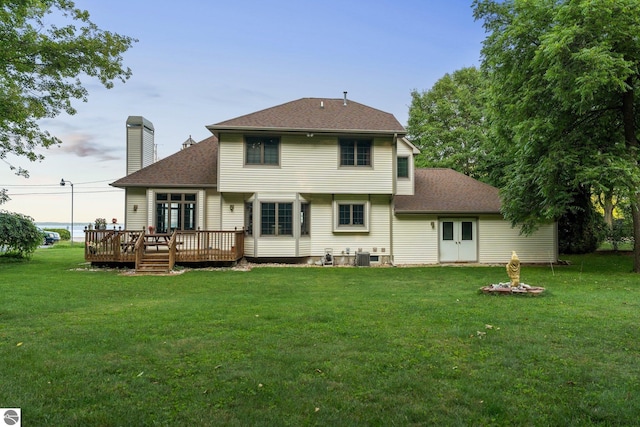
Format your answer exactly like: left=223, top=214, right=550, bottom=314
left=603, top=193, right=614, bottom=230
left=622, top=82, right=640, bottom=272
left=633, top=195, right=640, bottom=272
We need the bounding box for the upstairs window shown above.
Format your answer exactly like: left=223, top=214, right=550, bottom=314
left=340, top=139, right=371, bottom=166
left=397, top=157, right=409, bottom=178
left=246, top=136, right=279, bottom=165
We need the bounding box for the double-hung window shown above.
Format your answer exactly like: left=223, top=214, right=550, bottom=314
left=246, top=136, right=279, bottom=165
left=340, top=139, right=371, bottom=166
left=261, top=202, right=293, bottom=236
left=333, top=200, right=369, bottom=232
left=397, top=157, right=409, bottom=178
left=338, top=203, right=365, bottom=226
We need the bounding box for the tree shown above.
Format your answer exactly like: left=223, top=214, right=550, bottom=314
left=406, top=67, right=489, bottom=179
left=0, top=0, right=136, bottom=181
left=558, top=185, right=607, bottom=254
left=0, top=210, right=42, bottom=258
left=474, top=0, right=640, bottom=271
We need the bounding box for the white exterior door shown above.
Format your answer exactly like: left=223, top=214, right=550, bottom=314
left=439, top=219, right=477, bottom=262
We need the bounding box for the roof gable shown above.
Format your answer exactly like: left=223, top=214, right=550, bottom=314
left=111, top=135, right=218, bottom=188
left=395, top=168, right=501, bottom=214
left=207, top=98, right=406, bottom=135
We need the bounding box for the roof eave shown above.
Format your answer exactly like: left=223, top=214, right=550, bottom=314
left=394, top=209, right=502, bottom=215
left=207, top=125, right=406, bottom=137
left=111, top=183, right=218, bottom=189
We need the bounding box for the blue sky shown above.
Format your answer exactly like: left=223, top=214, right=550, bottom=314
left=3, top=0, right=486, bottom=223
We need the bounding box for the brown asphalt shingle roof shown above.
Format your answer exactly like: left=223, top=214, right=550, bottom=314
left=111, top=135, right=218, bottom=188
left=395, top=168, right=502, bottom=214
left=207, top=98, right=406, bottom=134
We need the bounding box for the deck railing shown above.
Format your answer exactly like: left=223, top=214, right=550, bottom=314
left=85, top=228, right=244, bottom=264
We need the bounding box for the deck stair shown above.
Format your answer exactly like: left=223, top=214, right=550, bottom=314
left=135, top=237, right=172, bottom=274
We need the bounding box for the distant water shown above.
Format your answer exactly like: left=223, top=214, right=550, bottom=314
left=37, top=222, right=123, bottom=242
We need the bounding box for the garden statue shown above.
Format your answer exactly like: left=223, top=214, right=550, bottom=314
left=506, top=251, right=520, bottom=287
left=481, top=250, right=544, bottom=295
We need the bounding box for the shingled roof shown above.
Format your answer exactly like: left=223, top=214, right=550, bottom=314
left=207, top=98, right=406, bottom=135
left=111, top=135, right=218, bottom=188
left=395, top=168, right=502, bottom=214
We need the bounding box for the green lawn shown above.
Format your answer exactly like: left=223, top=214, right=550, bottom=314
left=1, top=245, right=639, bottom=426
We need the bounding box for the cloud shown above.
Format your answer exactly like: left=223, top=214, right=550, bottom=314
left=56, top=133, right=121, bottom=161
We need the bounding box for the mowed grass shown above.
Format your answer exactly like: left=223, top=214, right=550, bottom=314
left=1, top=245, right=639, bottom=426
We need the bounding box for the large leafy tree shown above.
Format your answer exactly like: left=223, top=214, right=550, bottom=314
left=474, top=0, right=640, bottom=271
left=0, top=0, right=136, bottom=185
left=407, top=67, right=489, bottom=179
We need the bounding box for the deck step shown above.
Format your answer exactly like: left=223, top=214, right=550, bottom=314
left=136, top=250, right=171, bottom=274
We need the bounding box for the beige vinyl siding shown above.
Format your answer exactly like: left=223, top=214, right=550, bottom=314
left=142, top=130, right=154, bottom=168
left=392, top=215, right=439, bottom=265
left=255, top=238, right=297, bottom=257
left=395, top=139, right=415, bottom=196
left=126, top=127, right=142, bottom=175
left=308, top=195, right=391, bottom=259
left=244, top=235, right=255, bottom=257
left=205, top=190, right=222, bottom=230
left=299, top=236, right=311, bottom=257
left=126, top=127, right=154, bottom=175
left=196, top=190, right=206, bottom=230
left=478, top=216, right=557, bottom=264
left=221, top=194, right=246, bottom=231
left=125, top=188, right=147, bottom=231
left=218, top=134, right=394, bottom=194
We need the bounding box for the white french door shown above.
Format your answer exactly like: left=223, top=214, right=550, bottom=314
left=439, top=218, right=477, bottom=262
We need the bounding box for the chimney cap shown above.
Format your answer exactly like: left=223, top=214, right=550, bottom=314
left=126, top=116, right=155, bottom=131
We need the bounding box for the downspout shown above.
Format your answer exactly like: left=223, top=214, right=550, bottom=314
left=389, top=133, right=398, bottom=266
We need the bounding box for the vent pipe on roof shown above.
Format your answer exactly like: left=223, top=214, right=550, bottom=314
left=343, top=91, right=348, bottom=106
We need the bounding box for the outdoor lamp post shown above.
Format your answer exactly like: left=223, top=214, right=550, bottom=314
left=60, top=179, right=74, bottom=245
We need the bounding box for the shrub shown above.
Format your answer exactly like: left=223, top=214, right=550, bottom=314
left=0, top=210, right=42, bottom=258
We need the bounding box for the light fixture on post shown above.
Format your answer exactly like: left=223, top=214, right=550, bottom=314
left=60, top=179, right=74, bottom=245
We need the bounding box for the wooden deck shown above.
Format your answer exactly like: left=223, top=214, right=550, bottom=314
left=85, top=229, right=244, bottom=269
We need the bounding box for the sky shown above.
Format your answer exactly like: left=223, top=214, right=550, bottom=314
left=2, top=0, right=486, bottom=224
